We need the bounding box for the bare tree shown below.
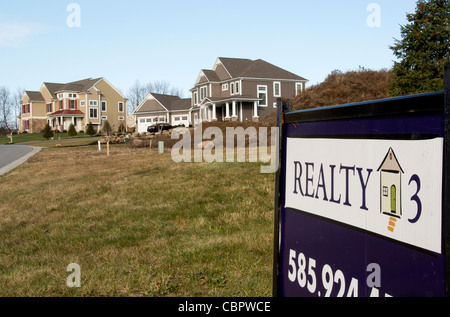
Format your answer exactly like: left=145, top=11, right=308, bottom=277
left=14, top=87, right=24, bottom=130
left=147, top=81, right=185, bottom=98
left=0, top=86, right=12, bottom=130
left=126, top=80, right=148, bottom=115
left=127, top=80, right=185, bottom=116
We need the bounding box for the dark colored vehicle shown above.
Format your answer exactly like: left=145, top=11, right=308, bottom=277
left=147, top=123, right=172, bottom=133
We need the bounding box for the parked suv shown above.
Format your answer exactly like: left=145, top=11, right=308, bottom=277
left=147, top=123, right=172, bottom=133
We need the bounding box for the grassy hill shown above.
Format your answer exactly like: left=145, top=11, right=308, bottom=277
left=262, top=67, right=393, bottom=126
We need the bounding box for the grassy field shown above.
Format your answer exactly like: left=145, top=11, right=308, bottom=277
left=0, top=133, right=99, bottom=145
left=0, top=144, right=275, bottom=297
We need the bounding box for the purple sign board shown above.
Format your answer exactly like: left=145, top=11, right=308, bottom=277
left=273, top=69, right=450, bottom=297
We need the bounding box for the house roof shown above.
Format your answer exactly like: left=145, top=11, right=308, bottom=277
left=25, top=91, right=45, bottom=102
left=134, top=93, right=191, bottom=114
left=377, top=148, right=404, bottom=173
left=48, top=110, right=85, bottom=117
left=217, top=57, right=307, bottom=81
left=43, top=78, right=102, bottom=95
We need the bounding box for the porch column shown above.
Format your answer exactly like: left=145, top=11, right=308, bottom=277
left=231, top=101, right=237, bottom=121
left=253, top=101, right=259, bottom=122
left=225, top=103, right=230, bottom=120
left=212, top=104, right=217, bottom=121
left=240, top=102, right=243, bottom=122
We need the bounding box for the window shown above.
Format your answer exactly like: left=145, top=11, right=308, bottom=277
left=222, top=84, right=228, bottom=91
left=70, top=100, right=76, bottom=109
left=118, top=116, right=125, bottom=120
left=383, top=186, right=389, bottom=197
left=59, top=101, right=63, bottom=110
left=230, top=82, right=235, bottom=95
left=47, top=103, right=52, bottom=113
left=235, top=81, right=240, bottom=94
left=182, top=116, right=188, bottom=121
left=140, top=119, right=145, bottom=123
left=24, top=120, right=29, bottom=130
left=274, top=82, right=281, bottom=97
left=80, top=101, right=86, bottom=106
left=27, top=104, right=30, bottom=113
left=118, top=102, right=124, bottom=112
left=193, top=91, right=198, bottom=105
left=200, top=86, right=207, bottom=100
left=89, top=100, right=98, bottom=106
left=102, top=116, right=108, bottom=120
left=296, top=83, right=303, bottom=94
left=89, top=108, right=98, bottom=119
left=101, top=101, right=107, bottom=112
left=68, top=93, right=73, bottom=98
left=257, top=85, right=267, bottom=107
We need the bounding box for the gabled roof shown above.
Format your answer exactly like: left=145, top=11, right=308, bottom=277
left=53, top=78, right=103, bottom=94
left=134, top=93, right=191, bottom=114
left=24, top=91, right=45, bottom=102
left=42, top=77, right=126, bottom=100
left=211, top=57, right=308, bottom=81
left=377, top=148, right=404, bottom=173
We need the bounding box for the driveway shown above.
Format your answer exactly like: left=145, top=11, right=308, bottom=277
left=0, top=145, right=41, bottom=176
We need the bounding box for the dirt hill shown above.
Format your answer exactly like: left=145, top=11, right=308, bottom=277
left=261, top=67, right=393, bottom=126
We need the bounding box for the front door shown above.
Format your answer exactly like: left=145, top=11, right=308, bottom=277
left=391, top=185, right=396, bottom=214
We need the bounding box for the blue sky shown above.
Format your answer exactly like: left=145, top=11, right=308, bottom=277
left=0, top=0, right=418, bottom=98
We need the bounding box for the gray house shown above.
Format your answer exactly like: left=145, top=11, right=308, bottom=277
left=133, top=93, right=191, bottom=133
left=190, top=57, right=308, bottom=124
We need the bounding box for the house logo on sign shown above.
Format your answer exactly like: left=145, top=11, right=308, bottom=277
left=377, top=148, right=404, bottom=232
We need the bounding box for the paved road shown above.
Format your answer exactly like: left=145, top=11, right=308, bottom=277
left=0, top=145, right=42, bottom=176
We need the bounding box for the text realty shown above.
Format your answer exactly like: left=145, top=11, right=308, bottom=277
left=292, top=161, right=373, bottom=211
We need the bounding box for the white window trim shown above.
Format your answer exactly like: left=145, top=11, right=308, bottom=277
left=222, top=83, right=228, bottom=91
left=118, top=102, right=124, bottom=113
left=89, top=100, right=98, bottom=106
left=200, top=86, right=207, bottom=101
left=273, top=82, right=281, bottom=97
left=193, top=91, right=198, bottom=105
left=296, top=82, right=303, bottom=94
left=118, top=116, right=125, bottom=120
left=102, top=115, right=108, bottom=120
left=230, top=82, right=235, bottom=95
left=101, top=101, right=107, bottom=112
left=257, top=85, right=268, bottom=107
left=89, top=108, right=98, bottom=119
left=235, top=81, right=240, bottom=95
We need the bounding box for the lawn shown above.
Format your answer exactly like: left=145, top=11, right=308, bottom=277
left=0, top=132, right=99, bottom=145
left=0, top=144, right=275, bottom=297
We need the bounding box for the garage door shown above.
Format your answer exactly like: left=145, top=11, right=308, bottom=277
left=172, top=115, right=189, bottom=127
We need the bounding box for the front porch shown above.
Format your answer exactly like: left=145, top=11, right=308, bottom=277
left=48, top=110, right=85, bottom=132
left=198, top=97, right=261, bottom=123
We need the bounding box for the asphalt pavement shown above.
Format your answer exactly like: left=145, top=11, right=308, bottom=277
left=0, top=144, right=42, bottom=176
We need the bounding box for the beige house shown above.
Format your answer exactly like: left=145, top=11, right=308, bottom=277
left=19, top=78, right=128, bottom=133
left=133, top=93, right=191, bottom=133
left=190, top=57, right=308, bottom=124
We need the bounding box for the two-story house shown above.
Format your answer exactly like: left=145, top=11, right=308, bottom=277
left=190, top=57, right=307, bottom=124
left=19, top=78, right=128, bottom=133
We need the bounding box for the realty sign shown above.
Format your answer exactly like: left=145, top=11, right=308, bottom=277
left=285, top=137, right=443, bottom=254
left=274, top=88, right=449, bottom=297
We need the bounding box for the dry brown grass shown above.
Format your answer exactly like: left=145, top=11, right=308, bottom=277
left=0, top=144, right=275, bottom=297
